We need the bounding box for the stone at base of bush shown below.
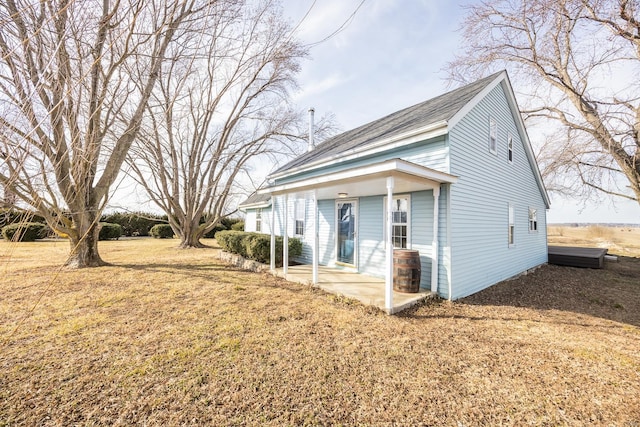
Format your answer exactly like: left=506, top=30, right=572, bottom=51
left=1, top=222, right=46, bottom=242
left=150, top=224, right=174, bottom=239
left=215, top=230, right=301, bottom=266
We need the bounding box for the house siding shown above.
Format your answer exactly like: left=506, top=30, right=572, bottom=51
left=448, top=82, right=547, bottom=299
left=358, top=196, right=386, bottom=277
left=354, top=191, right=438, bottom=290
left=318, top=199, right=336, bottom=265
left=274, top=137, right=449, bottom=186
left=243, top=206, right=272, bottom=234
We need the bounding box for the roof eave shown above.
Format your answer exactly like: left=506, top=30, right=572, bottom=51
left=269, top=120, right=449, bottom=181
left=238, top=200, right=272, bottom=211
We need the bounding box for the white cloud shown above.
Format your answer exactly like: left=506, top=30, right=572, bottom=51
left=293, top=73, right=351, bottom=102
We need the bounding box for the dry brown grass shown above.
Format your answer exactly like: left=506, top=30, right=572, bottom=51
left=548, top=225, right=640, bottom=257
left=1, top=238, right=640, bottom=426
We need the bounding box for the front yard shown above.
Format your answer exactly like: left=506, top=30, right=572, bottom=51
left=1, top=238, right=639, bottom=425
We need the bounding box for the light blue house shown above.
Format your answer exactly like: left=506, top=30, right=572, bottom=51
left=240, top=71, right=550, bottom=308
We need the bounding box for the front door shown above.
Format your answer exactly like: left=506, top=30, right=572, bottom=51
left=336, top=200, right=357, bottom=267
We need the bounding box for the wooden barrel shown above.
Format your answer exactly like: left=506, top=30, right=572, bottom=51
left=393, top=249, right=421, bottom=293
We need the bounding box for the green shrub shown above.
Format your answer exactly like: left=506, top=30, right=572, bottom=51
left=204, top=224, right=227, bottom=239
left=150, top=224, right=174, bottom=239
left=98, top=222, right=123, bottom=240
left=231, top=221, right=244, bottom=231
left=101, top=211, right=165, bottom=237
left=1, top=222, right=46, bottom=242
left=215, top=230, right=301, bottom=266
left=0, top=209, right=47, bottom=229
left=220, top=217, right=242, bottom=230
left=215, top=230, right=245, bottom=254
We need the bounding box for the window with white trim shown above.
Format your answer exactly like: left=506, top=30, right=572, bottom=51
left=529, top=208, right=538, bottom=232
left=384, top=195, right=411, bottom=249
left=508, top=204, right=515, bottom=246
left=255, top=208, right=262, bottom=233
left=294, top=199, right=305, bottom=236
left=508, top=133, right=513, bottom=163
left=489, top=117, right=498, bottom=155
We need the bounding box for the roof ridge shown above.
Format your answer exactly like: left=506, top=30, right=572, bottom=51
left=273, top=71, right=504, bottom=176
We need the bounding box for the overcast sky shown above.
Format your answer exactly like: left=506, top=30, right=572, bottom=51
left=278, top=0, right=640, bottom=224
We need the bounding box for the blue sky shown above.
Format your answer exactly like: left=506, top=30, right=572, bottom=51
left=280, top=0, right=640, bottom=224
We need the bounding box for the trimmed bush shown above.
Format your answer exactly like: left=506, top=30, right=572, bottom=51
left=231, top=221, right=244, bottom=231
left=215, top=230, right=301, bottom=266
left=204, top=224, right=227, bottom=239
left=98, top=222, right=123, bottom=241
left=221, top=217, right=242, bottom=230
left=150, top=224, right=174, bottom=239
left=101, top=211, right=165, bottom=237
left=0, top=209, right=46, bottom=229
left=1, top=222, right=46, bottom=242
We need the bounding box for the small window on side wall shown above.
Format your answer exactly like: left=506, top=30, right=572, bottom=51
left=508, top=204, right=515, bottom=247
left=294, top=199, right=305, bottom=236
left=384, top=195, right=411, bottom=249
left=508, top=134, right=513, bottom=163
left=529, top=208, right=538, bottom=232
left=255, top=208, right=262, bottom=233
left=489, top=117, right=498, bottom=155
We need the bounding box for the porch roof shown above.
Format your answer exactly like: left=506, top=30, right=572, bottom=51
left=258, top=158, right=457, bottom=199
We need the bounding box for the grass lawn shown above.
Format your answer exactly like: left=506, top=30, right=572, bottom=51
left=1, top=237, right=639, bottom=425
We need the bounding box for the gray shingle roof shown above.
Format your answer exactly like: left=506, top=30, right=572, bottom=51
left=274, top=72, right=503, bottom=175
left=238, top=192, right=271, bottom=208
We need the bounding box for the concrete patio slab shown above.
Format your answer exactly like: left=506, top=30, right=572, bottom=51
left=274, top=264, right=435, bottom=314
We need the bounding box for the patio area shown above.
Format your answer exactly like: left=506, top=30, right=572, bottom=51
left=273, top=264, right=435, bottom=314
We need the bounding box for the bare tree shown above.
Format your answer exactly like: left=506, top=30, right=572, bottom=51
left=0, top=0, right=212, bottom=267
left=449, top=0, right=640, bottom=205
left=128, top=0, right=334, bottom=248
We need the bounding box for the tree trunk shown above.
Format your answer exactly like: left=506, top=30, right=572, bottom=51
left=178, top=225, right=207, bottom=248
left=178, top=233, right=207, bottom=249
left=65, top=211, right=106, bottom=268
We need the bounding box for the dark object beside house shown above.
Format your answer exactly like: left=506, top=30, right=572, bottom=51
left=548, top=246, right=608, bottom=269
left=393, top=250, right=421, bottom=293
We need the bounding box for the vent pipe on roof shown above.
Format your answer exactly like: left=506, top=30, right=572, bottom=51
left=308, top=107, right=315, bottom=152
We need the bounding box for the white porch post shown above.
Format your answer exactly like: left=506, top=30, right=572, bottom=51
left=312, top=190, right=319, bottom=284
left=283, top=193, right=289, bottom=276
left=385, top=176, right=394, bottom=311
left=270, top=196, right=276, bottom=271
left=431, top=185, right=441, bottom=293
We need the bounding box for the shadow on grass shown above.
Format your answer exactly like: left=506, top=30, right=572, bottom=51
left=402, top=256, right=640, bottom=327
left=114, top=262, right=314, bottom=294
left=115, top=262, right=247, bottom=281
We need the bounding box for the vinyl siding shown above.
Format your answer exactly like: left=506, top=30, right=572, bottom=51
left=244, top=207, right=272, bottom=234
left=448, top=82, right=548, bottom=299
left=358, top=196, right=385, bottom=277
left=274, top=137, right=448, bottom=186
left=318, top=199, right=336, bottom=265
left=356, top=191, right=438, bottom=290
left=408, top=191, right=435, bottom=289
